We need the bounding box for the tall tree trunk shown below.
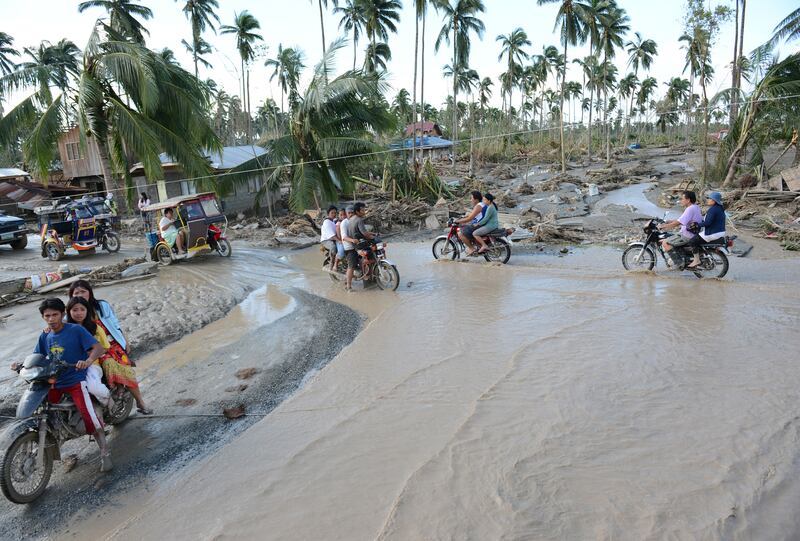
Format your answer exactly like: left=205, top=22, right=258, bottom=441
left=729, top=0, right=740, bottom=127
left=469, top=95, right=475, bottom=177
left=701, top=60, right=709, bottom=186
left=452, top=21, right=458, bottom=174
left=421, top=12, right=426, bottom=122
left=318, top=0, right=327, bottom=55
left=246, top=68, right=252, bottom=142
left=97, top=137, right=127, bottom=215
left=604, top=89, right=610, bottom=164
left=353, top=36, right=357, bottom=70
left=724, top=93, right=761, bottom=187
left=559, top=41, right=568, bottom=173
left=412, top=11, right=420, bottom=178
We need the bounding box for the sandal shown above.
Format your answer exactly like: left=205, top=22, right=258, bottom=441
left=687, top=262, right=701, bottom=269
left=477, top=247, right=488, bottom=254
left=137, top=407, right=154, bottom=415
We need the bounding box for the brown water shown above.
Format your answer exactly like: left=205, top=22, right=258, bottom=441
left=48, top=243, right=800, bottom=539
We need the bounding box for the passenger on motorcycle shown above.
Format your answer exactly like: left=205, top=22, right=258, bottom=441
left=456, top=191, right=486, bottom=255
left=65, top=297, right=113, bottom=409
left=334, top=208, right=347, bottom=268
left=687, top=191, right=726, bottom=269
left=658, top=190, right=701, bottom=265
left=13, top=298, right=112, bottom=472
left=472, top=193, right=499, bottom=255
left=321, top=206, right=339, bottom=271
left=160, top=208, right=186, bottom=254
left=344, top=202, right=375, bottom=290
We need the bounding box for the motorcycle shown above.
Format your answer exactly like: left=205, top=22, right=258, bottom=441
left=207, top=223, right=232, bottom=257
left=621, top=217, right=734, bottom=279
left=322, top=237, right=400, bottom=291
left=95, top=218, right=121, bottom=254
left=0, top=355, right=134, bottom=504
left=431, top=218, right=512, bottom=264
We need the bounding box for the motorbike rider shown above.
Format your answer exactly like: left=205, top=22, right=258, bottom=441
left=472, top=193, right=499, bottom=255
left=456, top=191, right=486, bottom=256
left=687, top=191, right=726, bottom=269
left=11, top=298, right=112, bottom=472
left=343, top=202, right=376, bottom=290
left=334, top=208, right=348, bottom=269
left=105, top=193, right=118, bottom=217
left=658, top=190, right=702, bottom=266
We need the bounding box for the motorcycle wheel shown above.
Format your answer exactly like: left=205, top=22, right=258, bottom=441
left=483, top=238, right=511, bottom=264
left=432, top=238, right=458, bottom=260
left=375, top=261, right=400, bottom=291
left=694, top=249, right=729, bottom=279
left=0, top=431, right=53, bottom=504
left=216, top=238, right=232, bottom=257
left=156, top=244, right=173, bottom=266
left=44, top=242, right=63, bottom=261
left=103, top=231, right=121, bottom=253
left=105, top=389, right=135, bottom=425
left=622, top=245, right=656, bottom=271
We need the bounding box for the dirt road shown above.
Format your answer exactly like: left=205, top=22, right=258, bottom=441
left=14, top=240, right=793, bottom=541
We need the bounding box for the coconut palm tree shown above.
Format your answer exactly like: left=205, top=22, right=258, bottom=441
left=767, top=6, right=800, bottom=46
left=265, top=45, right=306, bottom=115
left=625, top=32, right=657, bottom=77
left=311, top=0, right=339, bottom=57
left=496, top=28, right=531, bottom=119
left=220, top=11, right=263, bottom=139
left=181, top=37, right=213, bottom=73
left=334, top=0, right=366, bottom=70
left=392, top=88, right=413, bottom=124
left=444, top=64, right=479, bottom=174
left=0, top=23, right=219, bottom=212
left=176, top=0, right=220, bottom=78
left=360, top=0, right=402, bottom=74
left=363, top=42, right=392, bottom=72
left=575, top=0, right=611, bottom=159
left=435, top=0, right=485, bottom=170
left=729, top=0, right=746, bottom=126
left=77, top=0, right=153, bottom=44
left=597, top=3, right=629, bottom=162
left=250, top=41, right=396, bottom=212
left=0, top=32, right=19, bottom=76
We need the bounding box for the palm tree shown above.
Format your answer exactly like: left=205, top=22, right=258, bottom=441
left=576, top=0, right=610, bottom=159
left=444, top=64, right=479, bottom=174
left=0, top=32, right=19, bottom=76
left=334, top=0, right=366, bottom=70
left=176, top=0, right=220, bottom=78
left=597, top=4, right=629, bottom=163
left=537, top=0, right=593, bottom=171
left=435, top=0, right=485, bottom=170
left=496, top=28, right=531, bottom=119
left=392, top=88, right=413, bottom=124
left=250, top=41, right=395, bottom=212
left=617, top=72, right=637, bottom=142
left=181, top=37, right=213, bottom=73
left=265, top=45, right=306, bottom=115
left=311, top=0, right=339, bottom=57
left=77, top=0, right=153, bottom=44
left=478, top=76, right=493, bottom=120
left=220, top=11, right=263, bottom=139
left=360, top=0, right=402, bottom=74
left=625, top=32, right=657, bottom=76
left=767, top=6, right=800, bottom=46
left=0, top=23, right=219, bottom=212
left=363, top=42, right=392, bottom=72
left=565, top=80, right=583, bottom=128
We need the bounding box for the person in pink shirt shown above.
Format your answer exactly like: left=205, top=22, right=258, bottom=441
left=658, top=190, right=702, bottom=265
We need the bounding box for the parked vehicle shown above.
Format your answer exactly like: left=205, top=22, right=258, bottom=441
left=322, top=237, right=400, bottom=291
left=621, top=217, right=734, bottom=279
left=0, top=354, right=134, bottom=504
left=142, top=193, right=231, bottom=266
left=34, top=200, right=120, bottom=261
left=432, top=218, right=512, bottom=264
left=0, top=211, right=28, bottom=250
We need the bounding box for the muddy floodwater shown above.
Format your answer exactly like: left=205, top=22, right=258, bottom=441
left=42, top=241, right=799, bottom=541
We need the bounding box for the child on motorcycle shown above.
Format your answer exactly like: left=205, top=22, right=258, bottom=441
left=65, top=296, right=114, bottom=410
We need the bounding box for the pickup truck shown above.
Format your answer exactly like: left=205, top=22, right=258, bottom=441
left=0, top=210, right=28, bottom=250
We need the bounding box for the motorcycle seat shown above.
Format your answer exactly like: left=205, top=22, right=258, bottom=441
left=703, top=237, right=727, bottom=246
left=487, top=228, right=508, bottom=237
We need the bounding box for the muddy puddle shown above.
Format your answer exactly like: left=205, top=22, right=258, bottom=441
left=592, top=182, right=667, bottom=219
left=48, top=240, right=800, bottom=540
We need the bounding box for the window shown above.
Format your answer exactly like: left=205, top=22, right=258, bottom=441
left=65, top=142, right=82, bottom=161
left=200, top=197, right=221, bottom=217
left=184, top=201, right=204, bottom=220
left=247, top=177, right=262, bottom=194
left=180, top=181, right=197, bottom=195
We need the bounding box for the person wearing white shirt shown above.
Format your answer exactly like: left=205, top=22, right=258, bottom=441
left=320, top=206, right=338, bottom=270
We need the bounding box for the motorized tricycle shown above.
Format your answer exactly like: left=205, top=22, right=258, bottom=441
left=34, top=200, right=120, bottom=261
left=0, top=354, right=133, bottom=504
left=142, top=193, right=231, bottom=266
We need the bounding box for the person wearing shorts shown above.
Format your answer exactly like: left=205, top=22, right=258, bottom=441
left=159, top=208, right=185, bottom=254
left=320, top=206, right=338, bottom=270
left=456, top=191, right=486, bottom=254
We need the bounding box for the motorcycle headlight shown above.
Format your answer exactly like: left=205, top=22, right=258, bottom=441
left=376, top=243, right=384, bottom=250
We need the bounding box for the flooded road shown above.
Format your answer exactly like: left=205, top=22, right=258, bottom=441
left=57, top=241, right=800, bottom=540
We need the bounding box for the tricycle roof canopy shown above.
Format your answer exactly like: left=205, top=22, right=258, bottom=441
left=142, top=192, right=217, bottom=212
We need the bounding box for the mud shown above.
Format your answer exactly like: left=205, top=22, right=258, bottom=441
left=34, top=240, right=800, bottom=541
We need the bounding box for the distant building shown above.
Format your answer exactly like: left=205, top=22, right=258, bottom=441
left=0, top=167, right=87, bottom=211
left=405, top=121, right=443, bottom=137
left=57, top=127, right=106, bottom=194
left=391, top=135, right=454, bottom=162
left=129, top=145, right=279, bottom=216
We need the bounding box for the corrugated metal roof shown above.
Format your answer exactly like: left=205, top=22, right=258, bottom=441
left=132, top=146, right=268, bottom=173
left=0, top=168, right=30, bottom=179
left=401, top=136, right=453, bottom=149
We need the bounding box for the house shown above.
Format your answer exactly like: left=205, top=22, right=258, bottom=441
left=57, top=126, right=107, bottom=194
left=129, top=145, right=279, bottom=216
left=405, top=121, right=443, bottom=137
left=0, top=168, right=87, bottom=211
left=391, top=135, right=454, bottom=162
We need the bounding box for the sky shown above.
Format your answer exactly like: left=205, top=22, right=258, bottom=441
left=1, top=0, right=798, bottom=113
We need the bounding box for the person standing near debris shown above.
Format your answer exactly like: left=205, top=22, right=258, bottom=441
left=659, top=190, right=702, bottom=265
left=138, top=192, right=151, bottom=230
left=321, top=206, right=338, bottom=271
left=105, top=193, right=118, bottom=217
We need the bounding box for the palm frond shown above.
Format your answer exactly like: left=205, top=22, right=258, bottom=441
left=22, top=95, right=63, bottom=182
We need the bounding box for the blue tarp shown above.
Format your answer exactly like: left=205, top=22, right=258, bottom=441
left=390, top=136, right=454, bottom=150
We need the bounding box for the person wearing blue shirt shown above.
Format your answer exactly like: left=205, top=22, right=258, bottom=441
left=29, top=298, right=112, bottom=472
left=688, top=191, right=726, bottom=269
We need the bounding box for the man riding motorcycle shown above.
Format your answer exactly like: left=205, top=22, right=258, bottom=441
left=342, top=202, right=376, bottom=290
left=658, top=190, right=702, bottom=266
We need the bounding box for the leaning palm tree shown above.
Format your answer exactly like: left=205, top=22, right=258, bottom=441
left=249, top=41, right=396, bottom=212
left=334, top=0, right=366, bottom=70
left=435, top=0, right=485, bottom=171
left=0, top=32, right=20, bottom=76
left=0, top=23, right=220, bottom=213
left=360, top=0, right=402, bottom=74
left=176, top=0, right=220, bottom=78
left=78, top=0, right=153, bottom=44
left=496, top=28, right=531, bottom=119
left=220, top=11, right=263, bottom=138
left=537, top=0, right=591, bottom=171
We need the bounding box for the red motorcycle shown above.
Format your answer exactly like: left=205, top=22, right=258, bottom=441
left=432, top=218, right=512, bottom=264
left=207, top=223, right=232, bottom=257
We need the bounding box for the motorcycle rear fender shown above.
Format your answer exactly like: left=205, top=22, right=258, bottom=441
left=0, top=419, right=60, bottom=461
